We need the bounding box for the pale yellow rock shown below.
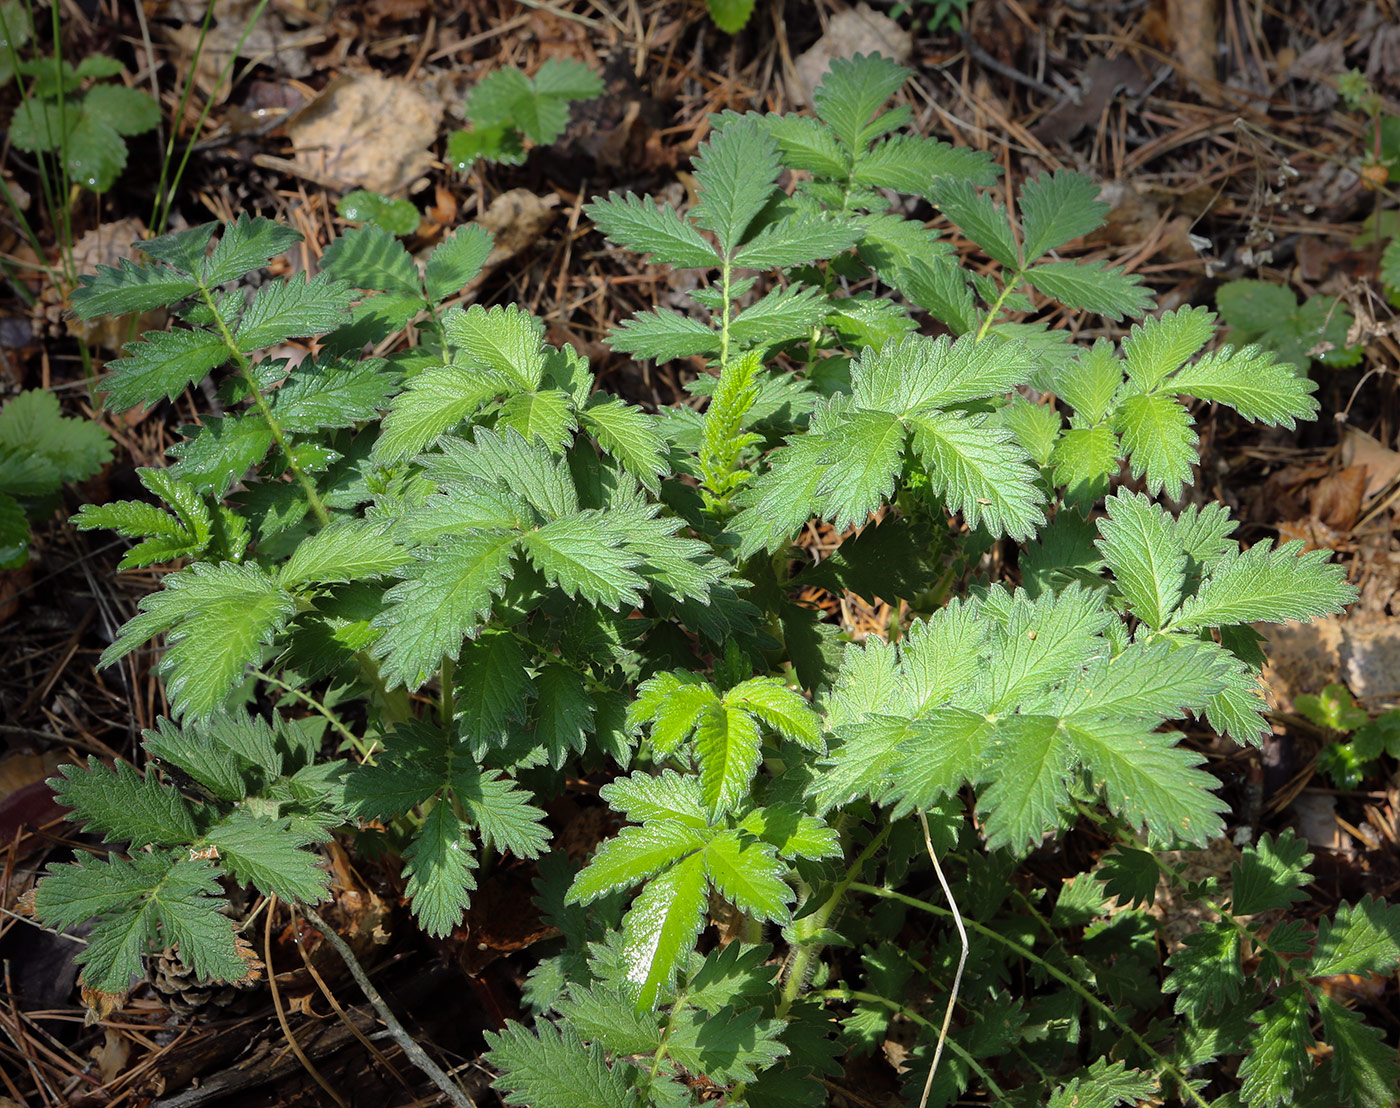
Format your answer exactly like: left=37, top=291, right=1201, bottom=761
left=288, top=72, right=442, bottom=195
left=788, top=3, right=913, bottom=109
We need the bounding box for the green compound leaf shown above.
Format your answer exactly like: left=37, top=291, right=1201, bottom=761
left=908, top=408, right=1045, bottom=540
left=1113, top=391, right=1197, bottom=500
left=320, top=223, right=421, bottom=295
left=101, top=561, right=295, bottom=721
left=936, top=179, right=1019, bottom=269
left=1018, top=170, right=1110, bottom=262
left=693, top=702, right=763, bottom=817
left=519, top=511, right=645, bottom=609
left=567, top=820, right=707, bottom=905
left=812, top=52, right=909, bottom=154
left=703, top=831, right=792, bottom=923
left=812, top=409, right=905, bottom=531
left=82, top=83, right=160, bottom=135
left=372, top=363, right=504, bottom=463
left=1317, top=995, right=1400, bottom=1108
left=1025, top=259, right=1152, bottom=321
left=454, top=631, right=535, bottom=751
left=233, top=272, right=355, bottom=352
left=1122, top=306, right=1216, bottom=391
left=580, top=396, right=669, bottom=492
left=618, top=850, right=708, bottom=1011
left=691, top=117, right=779, bottom=255
left=70, top=257, right=199, bottom=319
left=205, top=216, right=303, bottom=287
left=1062, top=717, right=1225, bottom=846
left=485, top=1020, right=637, bottom=1108
left=402, top=802, right=478, bottom=937
left=206, top=808, right=330, bottom=904
left=533, top=661, right=594, bottom=768
left=444, top=303, right=548, bottom=391
left=601, top=771, right=708, bottom=828
left=852, top=134, right=998, bottom=195
left=451, top=760, right=550, bottom=859
left=0, top=388, right=111, bottom=484
left=975, top=714, right=1072, bottom=853
left=101, top=328, right=231, bottom=411
left=269, top=357, right=398, bottom=432
left=587, top=193, right=718, bottom=270
left=760, top=112, right=848, bottom=177
left=1230, top=830, right=1312, bottom=916
left=666, top=1005, right=789, bottom=1084
left=1172, top=540, right=1356, bottom=631
left=884, top=709, right=994, bottom=817
left=1166, top=343, right=1320, bottom=427
left=1239, top=985, right=1313, bottom=1108
left=1051, top=425, right=1117, bottom=507
left=279, top=520, right=405, bottom=587
left=723, top=676, right=822, bottom=752
left=425, top=223, right=493, bottom=304
left=34, top=853, right=251, bottom=995
left=1307, top=897, right=1400, bottom=978
left=49, top=759, right=197, bottom=848
left=728, top=284, right=829, bottom=348
left=1095, top=490, right=1185, bottom=630
left=370, top=531, right=519, bottom=692
left=1054, top=339, right=1122, bottom=425
left=607, top=307, right=718, bottom=361
left=732, top=214, right=861, bottom=270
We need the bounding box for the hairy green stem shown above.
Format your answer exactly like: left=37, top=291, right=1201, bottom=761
left=777, top=820, right=890, bottom=1018
left=974, top=271, right=1023, bottom=342
left=719, top=257, right=733, bottom=367
left=252, top=668, right=368, bottom=756
left=439, top=654, right=455, bottom=731
left=196, top=284, right=331, bottom=526
left=848, top=881, right=1211, bottom=1108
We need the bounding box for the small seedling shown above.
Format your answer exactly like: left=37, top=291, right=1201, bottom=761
left=448, top=59, right=603, bottom=171
left=0, top=389, right=111, bottom=569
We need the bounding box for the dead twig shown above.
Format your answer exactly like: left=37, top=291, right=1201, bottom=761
left=301, top=904, right=478, bottom=1108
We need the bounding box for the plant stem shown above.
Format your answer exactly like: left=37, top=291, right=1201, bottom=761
left=777, top=820, right=890, bottom=1018
left=252, top=668, right=368, bottom=756
left=814, top=988, right=1007, bottom=1099
left=302, top=905, right=478, bottom=1108
left=848, top=881, right=1211, bottom=1108
left=197, top=284, right=331, bottom=526
left=974, top=271, right=1022, bottom=342
left=439, top=654, right=455, bottom=731
left=719, top=258, right=733, bottom=367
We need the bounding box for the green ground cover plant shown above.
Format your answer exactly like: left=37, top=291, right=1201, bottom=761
left=33, top=52, right=1396, bottom=1108
left=448, top=58, right=604, bottom=171
left=0, top=388, right=111, bottom=568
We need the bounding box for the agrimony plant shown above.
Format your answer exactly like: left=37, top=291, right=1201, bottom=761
left=34, top=52, right=1395, bottom=1108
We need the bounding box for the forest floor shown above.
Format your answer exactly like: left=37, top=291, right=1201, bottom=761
left=1, top=1, right=1399, bottom=1105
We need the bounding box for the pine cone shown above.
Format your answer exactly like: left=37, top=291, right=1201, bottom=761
left=146, top=941, right=263, bottom=1019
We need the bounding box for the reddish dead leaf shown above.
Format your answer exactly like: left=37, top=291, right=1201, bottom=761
left=1314, top=972, right=1387, bottom=1004
left=458, top=863, right=557, bottom=976
left=1341, top=427, right=1400, bottom=499
left=81, top=984, right=127, bottom=1026
left=1310, top=465, right=1369, bottom=532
